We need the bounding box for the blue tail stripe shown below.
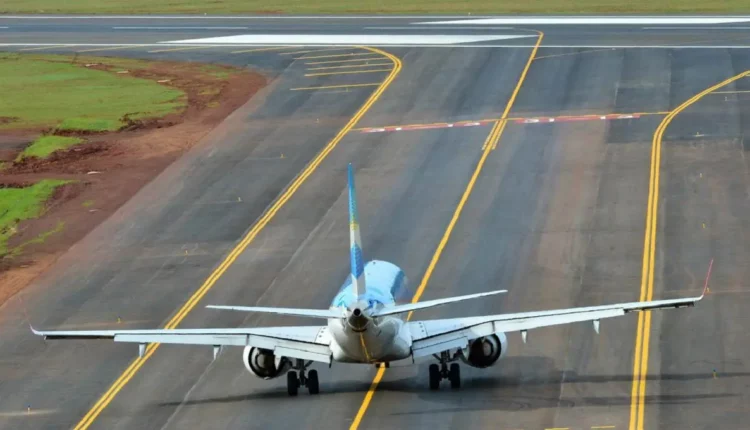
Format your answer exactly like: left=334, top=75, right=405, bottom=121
left=351, top=244, right=364, bottom=278
left=348, top=164, right=358, bottom=224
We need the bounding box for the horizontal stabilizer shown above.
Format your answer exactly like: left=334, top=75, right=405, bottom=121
left=371, top=289, right=507, bottom=317
left=206, top=305, right=342, bottom=319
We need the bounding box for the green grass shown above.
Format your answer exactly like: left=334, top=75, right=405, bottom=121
left=82, top=200, right=94, bottom=208
left=16, top=136, right=85, bottom=161
left=1, top=0, right=748, bottom=14
left=0, top=54, right=186, bottom=132
left=0, top=180, right=70, bottom=256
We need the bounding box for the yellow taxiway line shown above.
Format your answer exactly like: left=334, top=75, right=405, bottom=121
left=628, top=70, right=750, bottom=430
left=72, top=47, right=402, bottom=430
left=348, top=29, right=545, bottom=430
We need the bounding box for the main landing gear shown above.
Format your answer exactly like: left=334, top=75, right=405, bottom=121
left=429, top=351, right=461, bottom=390
left=287, top=359, right=319, bottom=396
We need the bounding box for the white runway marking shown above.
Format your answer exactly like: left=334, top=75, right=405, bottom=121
left=5, top=43, right=750, bottom=49
left=113, top=26, right=249, bottom=30
left=160, top=34, right=535, bottom=45
left=421, top=17, right=750, bottom=25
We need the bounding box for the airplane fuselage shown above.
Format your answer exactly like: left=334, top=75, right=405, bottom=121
left=327, top=260, right=413, bottom=363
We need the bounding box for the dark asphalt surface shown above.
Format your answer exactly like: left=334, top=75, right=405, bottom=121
left=0, top=16, right=749, bottom=430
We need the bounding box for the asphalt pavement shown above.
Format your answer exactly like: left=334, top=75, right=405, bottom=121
left=0, top=15, right=748, bottom=430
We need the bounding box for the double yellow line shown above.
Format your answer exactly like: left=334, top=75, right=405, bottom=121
left=348, top=30, right=544, bottom=430
left=628, top=70, right=750, bottom=430
left=73, top=47, right=401, bottom=430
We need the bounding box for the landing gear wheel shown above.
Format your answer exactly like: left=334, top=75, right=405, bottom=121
left=429, top=364, right=441, bottom=390
left=287, top=370, right=299, bottom=396
left=449, top=363, right=461, bottom=389
left=307, top=369, right=320, bottom=395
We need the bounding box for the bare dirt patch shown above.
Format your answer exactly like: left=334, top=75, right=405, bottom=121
left=0, top=59, right=266, bottom=305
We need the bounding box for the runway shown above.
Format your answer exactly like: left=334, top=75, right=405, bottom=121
left=1, top=16, right=749, bottom=430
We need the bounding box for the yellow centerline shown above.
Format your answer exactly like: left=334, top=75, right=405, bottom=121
left=72, top=47, right=402, bottom=430
left=628, top=70, right=750, bottom=430
left=348, top=29, right=545, bottom=430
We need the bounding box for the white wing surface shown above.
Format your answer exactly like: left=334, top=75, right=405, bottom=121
left=408, top=291, right=706, bottom=359
left=32, top=325, right=333, bottom=364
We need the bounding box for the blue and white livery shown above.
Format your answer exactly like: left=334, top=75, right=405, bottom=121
left=32, top=164, right=710, bottom=395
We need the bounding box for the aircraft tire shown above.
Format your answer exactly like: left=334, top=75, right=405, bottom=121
left=307, top=369, right=320, bottom=395
left=287, top=371, right=299, bottom=396
left=429, top=364, right=440, bottom=390
left=449, top=363, right=461, bottom=389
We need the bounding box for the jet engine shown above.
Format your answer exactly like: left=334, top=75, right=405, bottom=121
left=459, top=333, right=508, bottom=368
left=243, top=346, right=291, bottom=379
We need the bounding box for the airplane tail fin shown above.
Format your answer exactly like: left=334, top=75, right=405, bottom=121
left=348, top=163, right=367, bottom=299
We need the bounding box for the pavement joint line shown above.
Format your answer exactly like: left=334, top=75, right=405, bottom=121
left=290, top=83, right=382, bottom=91
left=628, top=70, right=750, bottom=430
left=711, top=90, right=750, bottom=94
left=70, top=46, right=402, bottom=430
left=592, top=426, right=616, bottom=429
left=230, top=45, right=296, bottom=54
left=307, top=63, right=394, bottom=71
left=534, top=47, right=619, bottom=60
left=305, top=69, right=391, bottom=77
left=347, top=29, right=544, bottom=430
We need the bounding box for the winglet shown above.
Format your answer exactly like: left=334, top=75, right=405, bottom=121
left=700, top=258, right=714, bottom=299
left=30, top=324, right=41, bottom=336
left=348, top=163, right=366, bottom=299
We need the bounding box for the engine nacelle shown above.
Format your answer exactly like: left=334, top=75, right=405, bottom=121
left=243, top=346, right=291, bottom=380
left=460, top=333, right=508, bottom=368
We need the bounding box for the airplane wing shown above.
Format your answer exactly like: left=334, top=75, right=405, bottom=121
left=31, top=325, right=333, bottom=364
left=371, top=290, right=507, bottom=317
left=408, top=290, right=707, bottom=359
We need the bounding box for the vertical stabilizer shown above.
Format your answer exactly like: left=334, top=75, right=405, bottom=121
left=348, top=163, right=366, bottom=299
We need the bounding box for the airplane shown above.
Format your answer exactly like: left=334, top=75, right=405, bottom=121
left=32, top=163, right=710, bottom=396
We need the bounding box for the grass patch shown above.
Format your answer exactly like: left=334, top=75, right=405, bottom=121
left=0, top=180, right=70, bottom=257
left=0, top=54, right=185, bottom=132
left=16, top=136, right=85, bottom=161
left=1, top=0, right=749, bottom=14
left=82, top=200, right=94, bottom=208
